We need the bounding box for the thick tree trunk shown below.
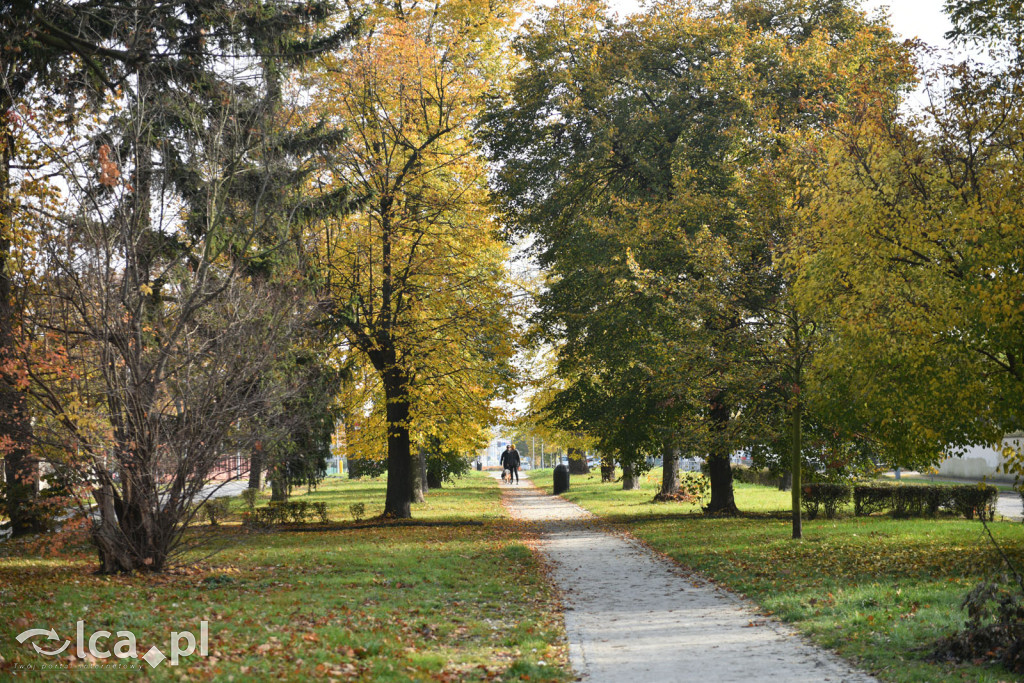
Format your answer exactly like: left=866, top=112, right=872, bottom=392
left=411, top=446, right=426, bottom=503
left=93, top=472, right=170, bottom=574
left=705, top=453, right=737, bottom=513
left=704, top=398, right=738, bottom=515
left=621, top=459, right=640, bottom=490
left=778, top=471, right=792, bottom=491
left=661, top=444, right=680, bottom=496
left=567, top=447, right=589, bottom=474
left=382, top=373, right=412, bottom=518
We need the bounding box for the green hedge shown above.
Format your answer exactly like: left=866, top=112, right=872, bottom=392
left=852, top=483, right=997, bottom=520
left=802, top=483, right=852, bottom=520
left=199, top=498, right=232, bottom=526
left=242, top=501, right=329, bottom=528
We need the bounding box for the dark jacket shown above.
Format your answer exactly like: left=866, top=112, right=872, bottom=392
left=500, top=448, right=520, bottom=469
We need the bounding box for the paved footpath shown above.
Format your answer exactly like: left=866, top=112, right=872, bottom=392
left=500, top=477, right=877, bottom=683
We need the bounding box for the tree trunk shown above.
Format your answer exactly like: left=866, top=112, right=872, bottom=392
left=248, top=447, right=262, bottom=490
left=426, top=469, right=442, bottom=489
left=705, top=453, right=738, bottom=513
left=270, top=477, right=288, bottom=502
left=704, top=398, right=738, bottom=514
left=411, top=446, right=426, bottom=503
left=789, top=313, right=805, bottom=540
left=791, top=398, right=803, bottom=539
left=778, top=471, right=792, bottom=491
left=661, top=444, right=680, bottom=496
left=600, top=454, right=615, bottom=482
left=382, top=373, right=412, bottom=518
left=93, top=472, right=170, bottom=574
left=621, top=459, right=640, bottom=490
left=567, top=447, right=589, bottom=474
left=420, top=450, right=428, bottom=493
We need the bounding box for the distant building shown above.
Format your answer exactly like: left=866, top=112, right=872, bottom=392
left=938, top=433, right=1023, bottom=482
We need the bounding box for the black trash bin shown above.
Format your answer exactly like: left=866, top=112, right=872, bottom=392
left=475, top=460, right=482, bottom=471
left=553, top=463, right=570, bottom=494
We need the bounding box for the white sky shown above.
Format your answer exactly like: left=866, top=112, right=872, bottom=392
left=600, top=0, right=956, bottom=51
left=859, top=0, right=953, bottom=50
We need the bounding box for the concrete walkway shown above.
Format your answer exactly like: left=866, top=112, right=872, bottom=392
left=997, top=492, right=1023, bottom=521
left=499, top=477, right=876, bottom=683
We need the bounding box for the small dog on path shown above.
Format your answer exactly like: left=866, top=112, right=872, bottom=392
left=502, top=469, right=512, bottom=484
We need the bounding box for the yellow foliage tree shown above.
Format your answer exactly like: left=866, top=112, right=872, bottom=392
left=312, top=0, right=521, bottom=517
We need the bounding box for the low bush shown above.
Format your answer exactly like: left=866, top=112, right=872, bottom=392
left=853, top=485, right=895, bottom=517
left=240, top=487, right=260, bottom=511
left=948, top=485, right=998, bottom=521
left=313, top=501, right=329, bottom=524
left=199, top=498, right=231, bottom=526
left=801, top=483, right=852, bottom=520
left=242, top=500, right=328, bottom=528
left=933, top=580, right=1024, bottom=673
left=853, top=483, right=997, bottom=520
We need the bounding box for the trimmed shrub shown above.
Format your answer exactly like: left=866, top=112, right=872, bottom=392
left=854, top=485, right=897, bottom=517
left=313, top=502, right=329, bottom=524
left=241, top=507, right=276, bottom=530
left=200, top=498, right=231, bottom=526
left=948, top=485, right=998, bottom=521
left=258, top=501, right=317, bottom=525
left=853, top=483, right=997, bottom=520
left=802, top=483, right=852, bottom=520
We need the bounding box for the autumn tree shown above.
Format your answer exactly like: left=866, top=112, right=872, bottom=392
left=791, top=0, right=1024, bottom=476
left=11, top=0, right=356, bottom=571
left=485, top=0, right=913, bottom=525
left=312, top=0, right=520, bottom=518
left=0, top=0, right=141, bottom=535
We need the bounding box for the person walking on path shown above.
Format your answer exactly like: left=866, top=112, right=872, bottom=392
left=500, top=443, right=521, bottom=484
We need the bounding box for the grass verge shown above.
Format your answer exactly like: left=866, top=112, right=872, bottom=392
left=0, top=472, right=571, bottom=682
left=529, top=466, right=1024, bottom=683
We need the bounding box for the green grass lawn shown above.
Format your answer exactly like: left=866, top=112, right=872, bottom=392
left=529, top=466, right=1024, bottom=683
left=0, top=472, right=571, bottom=682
